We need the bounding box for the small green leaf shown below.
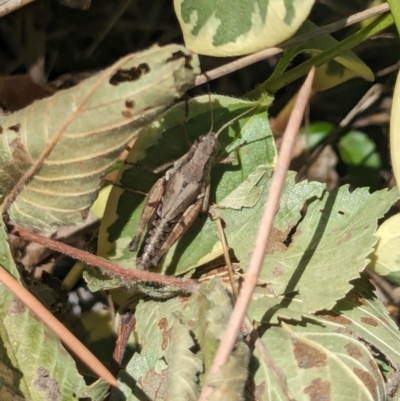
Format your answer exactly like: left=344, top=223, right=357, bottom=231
left=338, top=130, right=382, bottom=188
left=174, top=0, right=315, bottom=56
left=299, top=121, right=333, bottom=149
left=0, top=45, right=200, bottom=231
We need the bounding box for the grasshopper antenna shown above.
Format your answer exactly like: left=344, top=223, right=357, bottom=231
left=207, top=83, right=214, bottom=134
left=215, top=102, right=260, bottom=138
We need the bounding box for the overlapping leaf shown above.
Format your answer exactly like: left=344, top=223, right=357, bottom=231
left=252, top=278, right=400, bottom=400
left=89, top=94, right=275, bottom=291
left=0, top=45, right=200, bottom=231
left=174, top=0, right=315, bottom=56
left=368, top=213, right=400, bottom=285
left=0, top=219, right=109, bottom=400
left=253, top=321, right=386, bottom=400
left=215, top=170, right=399, bottom=321
left=111, top=279, right=248, bottom=401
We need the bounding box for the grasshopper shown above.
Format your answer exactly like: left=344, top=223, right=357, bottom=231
left=129, top=97, right=259, bottom=270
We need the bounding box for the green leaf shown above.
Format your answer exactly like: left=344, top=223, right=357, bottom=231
left=253, top=320, right=386, bottom=400
left=174, top=0, right=315, bottom=56
left=299, top=121, right=333, bottom=149
left=318, top=278, right=400, bottom=368
left=111, top=279, right=248, bottom=400
left=0, top=44, right=200, bottom=231
left=79, top=310, right=117, bottom=365
left=165, top=318, right=203, bottom=401
left=0, top=219, right=109, bottom=400
left=301, top=21, right=374, bottom=91
left=216, top=171, right=399, bottom=322
left=91, top=94, right=275, bottom=290
left=206, top=341, right=249, bottom=401
left=338, top=130, right=382, bottom=188
left=251, top=278, right=400, bottom=401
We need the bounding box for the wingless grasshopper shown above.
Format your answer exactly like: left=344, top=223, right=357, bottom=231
left=129, top=96, right=260, bottom=270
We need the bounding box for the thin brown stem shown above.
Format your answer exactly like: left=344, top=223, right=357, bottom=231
left=198, top=67, right=315, bottom=401
left=215, top=217, right=294, bottom=399
left=109, top=310, right=136, bottom=376
left=8, top=224, right=198, bottom=293
left=214, top=217, right=238, bottom=298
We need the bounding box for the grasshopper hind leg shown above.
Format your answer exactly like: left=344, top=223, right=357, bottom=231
left=128, top=176, right=165, bottom=252
left=150, top=197, right=204, bottom=267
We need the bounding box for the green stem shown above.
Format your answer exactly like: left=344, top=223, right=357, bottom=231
left=265, top=13, right=393, bottom=94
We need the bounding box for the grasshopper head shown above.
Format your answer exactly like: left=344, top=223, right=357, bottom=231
left=198, top=132, right=220, bottom=157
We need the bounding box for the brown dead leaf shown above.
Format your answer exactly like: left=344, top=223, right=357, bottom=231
left=0, top=75, right=54, bottom=112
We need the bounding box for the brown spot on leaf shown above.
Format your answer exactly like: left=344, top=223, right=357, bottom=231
left=338, top=210, right=345, bottom=215
left=0, top=126, right=3, bottom=134
left=360, top=317, right=378, bottom=327
left=353, top=368, right=377, bottom=398
left=8, top=298, right=25, bottom=316
left=8, top=123, right=21, bottom=132
left=333, top=327, right=353, bottom=337
left=303, top=378, right=331, bottom=401
left=272, top=266, right=284, bottom=277
left=10, top=137, right=30, bottom=163
left=317, top=311, right=351, bottom=325
left=34, top=367, right=61, bottom=401
left=337, top=232, right=352, bottom=245
left=345, top=343, right=363, bottom=360
left=125, top=99, right=135, bottom=108
left=266, top=227, right=291, bottom=254
left=158, top=317, right=170, bottom=350
left=254, top=380, right=266, bottom=399
left=138, top=367, right=168, bottom=400
left=122, top=110, right=133, bottom=119
left=293, top=342, right=327, bottom=369
left=109, top=63, right=150, bottom=85
left=166, top=50, right=193, bottom=69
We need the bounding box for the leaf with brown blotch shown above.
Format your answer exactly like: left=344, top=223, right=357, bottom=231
left=0, top=44, right=200, bottom=231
